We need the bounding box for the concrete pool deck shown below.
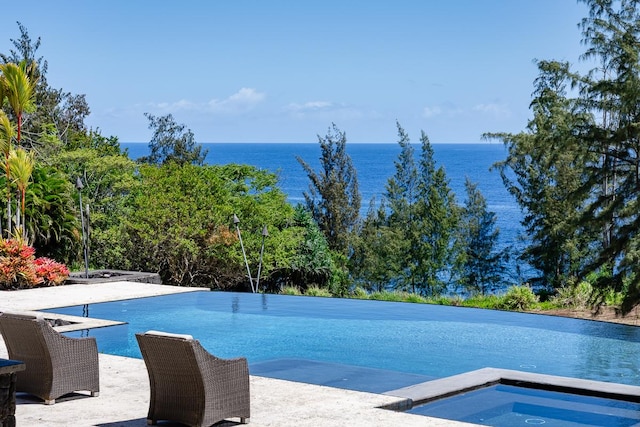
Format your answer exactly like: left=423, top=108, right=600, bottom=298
left=0, top=282, right=475, bottom=427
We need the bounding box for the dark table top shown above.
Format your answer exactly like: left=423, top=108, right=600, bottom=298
left=0, top=360, right=25, bottom=375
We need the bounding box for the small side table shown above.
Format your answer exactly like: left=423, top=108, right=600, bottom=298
left=0, top=360, right=25, bottom=427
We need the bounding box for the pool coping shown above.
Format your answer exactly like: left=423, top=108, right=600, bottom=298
left=0, top=309, right=124, bottom=332
left=382, top=367, right=640, bottom=411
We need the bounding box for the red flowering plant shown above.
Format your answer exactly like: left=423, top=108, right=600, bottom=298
left=0, top=239, right=69, bottom=290
left=34, top=257, right=70, bottom=286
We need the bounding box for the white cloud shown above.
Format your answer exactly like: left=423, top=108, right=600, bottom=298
left=209, top=87, right=266, bottom=112
left=422, top=105, right=464, bottom=119
left=284, top=101, right=366, bottom=121
left=286, top=101, right=334, bottom=113
left=144, top=88, right=266, bottom=114
left=473, top=103, right=512, bottom=118
left=422, top=106, right=443, bottom=118
left=422, top=103, right=511, bottom=121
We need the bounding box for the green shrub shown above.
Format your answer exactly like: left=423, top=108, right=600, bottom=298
left=462, top=294, right=502, bottom=310
left=552, top=281, right=592, bottom=309
left=604, top=289, right=624, bottom=306
left=536, top=300, right=558, bottom=310
left=369, top=290, right=405, bottom=302
left=424, top=295, right=455, bottom=306
left=499, top=285, right=539, bottom=311
left=350, top=287, right=369, bottom=300
left=403, top=293, right=429, bottom=304
left=280, top=286, right=302, bottom=296
left=305, top=285, right=332, bottom=297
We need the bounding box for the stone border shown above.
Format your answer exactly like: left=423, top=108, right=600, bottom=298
left=66, top=270, right=161, bottom=285
left=2, top=309, right=124, bottom=333
left=381, top=367, right=640, bottom=411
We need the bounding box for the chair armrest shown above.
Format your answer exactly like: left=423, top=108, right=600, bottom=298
left=50, top=333, right=99, bottom=360
left=202, top=352, right=249, bottom=390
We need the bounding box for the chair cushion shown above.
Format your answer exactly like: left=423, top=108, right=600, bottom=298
left=0, top=311, right=45, bottom=322
left=144, top=330, right=193, bottom=340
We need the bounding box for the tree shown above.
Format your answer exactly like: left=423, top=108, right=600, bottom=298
left=140, top=113, right=207, bottom=166
left=272, top=205, right=336, bottom=291
left=0, top=112, right=15, bottom=161
left=1, top=22, right=91, bottom=153
left=53, top=146, right=138, bottom=269
left=8, top=147, right=34, bottom=237
left=8, top=164, right=77, bottom=264
left=458, top=178, right=509, bottom=295
left=486, top=0, right=640, bottom=312
left=0, top=62, right=38, bottom=144
left=123, top=163, right=310, bottom=288
left=0, top=22, right=47, bottom=79
left=350, top=199, right=403, bottom=292
left=296, top=123, right=361, bottom=256
left=0, top=61, right=37, bottom=236
left=379, top=123, right=459, bottom=296
left=381, top=122, right=417, bottom=290
left=574, top=0, right=640, bottom=311
left=487, top=60, right=595, bottom=292
left=413, top=131, right=460, bottom=296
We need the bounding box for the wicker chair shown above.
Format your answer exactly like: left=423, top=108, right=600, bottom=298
left=136, top=331, right=250, bottom=426
left=0, top=312, right=100, bottom=405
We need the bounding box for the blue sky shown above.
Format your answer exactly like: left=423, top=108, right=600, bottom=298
left=1, top=1, right=589, bottom=143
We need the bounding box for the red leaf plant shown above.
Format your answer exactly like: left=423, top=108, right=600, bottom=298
left=0, top=239, right=69, bottom=290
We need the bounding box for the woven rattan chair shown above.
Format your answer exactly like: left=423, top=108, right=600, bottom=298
left=136, top=331, right=250, bottom=426
left=0, top=312, right=100, bottom=405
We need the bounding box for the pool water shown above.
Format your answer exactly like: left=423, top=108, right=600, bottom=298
left=407, top=384, right=640, bottom=427
left=44, top=291, right=640, bottom=387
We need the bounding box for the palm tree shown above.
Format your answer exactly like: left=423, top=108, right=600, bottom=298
left=0, top=111, right=15, bottom=236
left=0, top=111, right=15, bottom=157
left=8, top=148, right=34, bottom=239
left=0, top=62, right=38, bottom=144
left=0, top=61, right=38, bottom=236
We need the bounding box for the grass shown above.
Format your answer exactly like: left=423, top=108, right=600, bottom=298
left=278, top=283, right=623, bottom=314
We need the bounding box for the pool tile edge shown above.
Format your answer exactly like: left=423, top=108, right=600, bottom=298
left=382, top=367, right=640, bottom=407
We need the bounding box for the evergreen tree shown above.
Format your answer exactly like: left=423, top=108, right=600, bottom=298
left=413, top=131, right=460, bottom=296
left=350, top=198, right=403, bottom=292
left=575, top=0, right=640, bottom=310
left=140, top=113, right=207, bottom=166
left=383, top=122, right=418, bottom=291
left=486, top=0, right=640, bottom=311
left=381, top=123, right=459, bottom=296
left=280, top=205, right=335, bottom=291
left=487, top=60, right=595, bottom=291
left=458, top=178, right=508, bottom=295
left=296, top=123, right=361, bottom=256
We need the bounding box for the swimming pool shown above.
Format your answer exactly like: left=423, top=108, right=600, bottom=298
left=44, top=291, right=640, bottom=389
left=407, top=383, right=640, bottom=427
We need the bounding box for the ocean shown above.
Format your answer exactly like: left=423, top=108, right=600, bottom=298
left=121, top=142, right=521, bottom=251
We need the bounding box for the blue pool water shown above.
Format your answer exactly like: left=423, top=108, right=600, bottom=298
left=44, top=291, right=640, bottom=387
left=408, top=384, right=640, bottom=427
